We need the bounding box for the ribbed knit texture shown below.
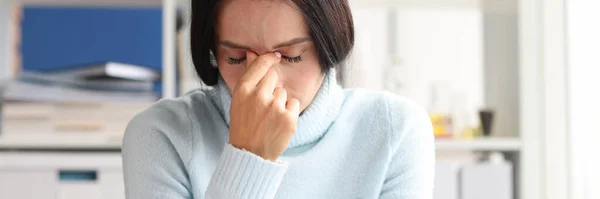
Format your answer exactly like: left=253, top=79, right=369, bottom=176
left=205, top=144, right=288, bottom=198
left=122, top=69, right=435, bottom=199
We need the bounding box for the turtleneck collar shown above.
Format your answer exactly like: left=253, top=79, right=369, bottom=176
left=208, top=69, right=344, bottom=148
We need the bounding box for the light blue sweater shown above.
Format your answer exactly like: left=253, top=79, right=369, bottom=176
left=122, top=69, right=435, bottom=199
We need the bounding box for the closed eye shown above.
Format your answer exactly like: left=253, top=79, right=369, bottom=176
left=282, top=51, right=305, bottom=64
left=283, top=55, right=302, bottom=63
left=226, top=57, right=246, bottom=65
left=226, top=52, right=304, bottom=65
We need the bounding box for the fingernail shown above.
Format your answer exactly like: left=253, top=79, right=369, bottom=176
left=274, top=52, right=281, bottom=58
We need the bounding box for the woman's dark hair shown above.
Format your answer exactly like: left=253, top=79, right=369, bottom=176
left=190, top=0, right=355, bottom=86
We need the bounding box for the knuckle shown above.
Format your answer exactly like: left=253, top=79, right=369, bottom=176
left=255, top=92, right=271, bottom=104
left=271, top=100, right=284, bottom=110
left=273, top=88, right=286, bottom=97
left=235, top=83, right=252, bottom=94
left=275, top=86, right=286, bottom=93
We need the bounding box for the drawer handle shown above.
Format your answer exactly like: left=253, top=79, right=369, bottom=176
left=58, top=170, right=97, bottom=182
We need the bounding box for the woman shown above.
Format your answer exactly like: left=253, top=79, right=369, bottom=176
left=122, top=0, right=434, bottom=198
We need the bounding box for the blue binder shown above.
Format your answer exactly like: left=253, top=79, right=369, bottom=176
left=21, top=7, right=163, bottom=95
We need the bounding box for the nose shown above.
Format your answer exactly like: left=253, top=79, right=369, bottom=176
left=246, top=51, right=285, bottom=87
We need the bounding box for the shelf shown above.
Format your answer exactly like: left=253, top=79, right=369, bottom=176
left=0, top=133, right=122, bottom=150
left=435, top=137, right=521, bottom=151
left=0, top=134, right=522, bottom=151
left=19, top=0, right=162, bottom=6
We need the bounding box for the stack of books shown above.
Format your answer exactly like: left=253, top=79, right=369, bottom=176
left=1, top=62, right=159, bottom=138
left=2, top=102, right=152, bottom=139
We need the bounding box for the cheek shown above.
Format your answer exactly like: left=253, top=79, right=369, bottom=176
left=280, top=57, right=323, bottom=110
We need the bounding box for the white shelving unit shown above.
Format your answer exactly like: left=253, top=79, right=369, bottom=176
left=435, top=137, right=521, bottom=151
left=0, top=134, right=122, bottom=150
left=0, top=135, right=521, bottom=151
left=0, top=3, right=174, bottom=197
left=0, top=0, right=179, bottom=150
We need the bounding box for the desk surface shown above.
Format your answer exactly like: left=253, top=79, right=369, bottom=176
left=0, top=133, right=122, bottom=151
left=0, top=134, right=521, bottom=151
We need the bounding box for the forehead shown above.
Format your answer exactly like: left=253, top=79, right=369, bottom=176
left=217, top=0, right=309, bottom=49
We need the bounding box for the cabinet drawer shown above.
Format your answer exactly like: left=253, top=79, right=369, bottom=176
left=0, top=170, right=56, bottom=199
left=0, top=152, right=124, bottom=199
left=56, top=170, right=125, bottom=199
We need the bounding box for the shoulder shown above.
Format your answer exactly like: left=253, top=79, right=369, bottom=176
left=122, top=89, right=215, bottom=162
left=343, top=89, right=433, bottom=149
left=343, top=88, right=429, bottom=121
left=125, top=89, right=213, bottom=134
left=123, top=97, right=192, bottom=153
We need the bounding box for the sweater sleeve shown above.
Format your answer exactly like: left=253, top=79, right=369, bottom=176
left=379, top=95, right=436, bottom=199
left=122, top=100, right=288, bottom=199
left=205, top=144, right=289, bottom=198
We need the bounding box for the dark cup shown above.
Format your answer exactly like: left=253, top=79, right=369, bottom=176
left=479, top=109, right=494, bottom=136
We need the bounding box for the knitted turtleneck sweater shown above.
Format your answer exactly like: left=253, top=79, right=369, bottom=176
left=122, top=69, right=434, bottom=199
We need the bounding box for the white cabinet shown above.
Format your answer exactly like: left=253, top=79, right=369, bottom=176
left=434, top=161, right=513, bottom=199
left=434, top=162, right=460, bottom=199
left=0, top=170, right=56, bottom=199
left=0, top=152, right=123, bottom=199
left=461, top=163, right=513, bottom=199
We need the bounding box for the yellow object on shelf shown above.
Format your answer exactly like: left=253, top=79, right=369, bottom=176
left=430, top=113, right=450, bottom=137
left=460, top=126, right=481, bottom=139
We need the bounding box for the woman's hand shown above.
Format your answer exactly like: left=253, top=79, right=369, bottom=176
left=228, top=51, right=301, bottom=162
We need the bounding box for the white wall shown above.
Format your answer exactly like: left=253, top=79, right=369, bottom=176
left=566, top=1, right=600, bottom=198
left=394, top=6, right=484, bottom=134
left=346, top=5, right=485, bottom=136
left=343, top=7, right=389, bottom=90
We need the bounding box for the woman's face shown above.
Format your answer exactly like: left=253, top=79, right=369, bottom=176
left=216, top=0, right=324, bottom=112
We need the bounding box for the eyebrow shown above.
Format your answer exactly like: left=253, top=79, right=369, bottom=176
left=219, top=37, right=311, bottom=51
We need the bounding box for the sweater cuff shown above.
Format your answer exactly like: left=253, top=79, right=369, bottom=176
left=206, top=143, right=288, bottom=199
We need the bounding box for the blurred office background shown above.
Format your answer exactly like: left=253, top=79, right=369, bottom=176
left=0, top=0, right=598, bottom=199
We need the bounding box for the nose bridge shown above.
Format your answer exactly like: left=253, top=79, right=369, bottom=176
left=252, top=48, right=276, bottom=56
left=251, top=49, right=271, bottom=56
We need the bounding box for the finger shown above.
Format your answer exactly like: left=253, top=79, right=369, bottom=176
left=285, top=97, right=300, bottom=116
left=257, top=69, right=279, bottom=95
left=246, top=51, right=258, bottom=66
left=272, top=87, right=287, bottom=109
left=239, top=52, right=281, bottom=86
